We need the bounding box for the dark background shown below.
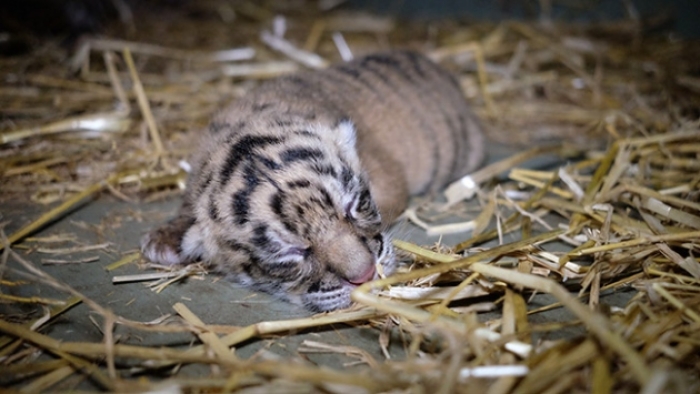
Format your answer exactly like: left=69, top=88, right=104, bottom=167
left=1, top=0, right=697, bottom=40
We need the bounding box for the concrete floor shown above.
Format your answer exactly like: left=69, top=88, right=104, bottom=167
left=1, top=141, right=635, bottom=389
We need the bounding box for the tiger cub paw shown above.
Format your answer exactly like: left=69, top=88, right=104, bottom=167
left=140, top=216, right=195, bottom=266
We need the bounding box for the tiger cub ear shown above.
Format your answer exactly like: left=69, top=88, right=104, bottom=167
left=332, top=118, right=357, bottom=153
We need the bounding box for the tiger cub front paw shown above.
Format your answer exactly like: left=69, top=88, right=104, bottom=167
left=140, top=216, right=195, bottom=266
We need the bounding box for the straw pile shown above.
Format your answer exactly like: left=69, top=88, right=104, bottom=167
left=1, top=1, right=699, bottom=392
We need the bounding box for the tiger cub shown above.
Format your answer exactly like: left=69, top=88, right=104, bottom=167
left=141, top=50, right=485, bottom=312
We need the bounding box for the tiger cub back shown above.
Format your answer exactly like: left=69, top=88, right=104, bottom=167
left=141, top=50, right=485, bottom=312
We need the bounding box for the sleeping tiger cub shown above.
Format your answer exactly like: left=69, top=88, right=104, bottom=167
left=141, top=50, right=485, bottom=312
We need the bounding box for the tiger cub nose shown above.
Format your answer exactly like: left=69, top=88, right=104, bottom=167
left=347, top=265, right=376, bottom=285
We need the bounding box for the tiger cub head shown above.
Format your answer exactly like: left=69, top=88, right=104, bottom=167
left=180, top=119, right=396, bottom=312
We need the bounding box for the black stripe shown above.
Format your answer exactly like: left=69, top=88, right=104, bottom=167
left=209, top=120, right=247, bottom=135
left=208, top=121, right=230, bottom=134
left=356, top=57, right=397, bottom=90
left=403, top=51, right=427, bottom=79
left=220, top=135, right=283, bottom=183
left=231, top=163, right=260, bottom=225
left=225, top=239, right=252, bottom=254
left=427, top=133, right=441, bottom=191
left=420, top=51, right=462, bottom=91
left=292, top=129, right=320, bottom=139
left=308, top=280, right=321, bottom=293
left=231, top=192, right=251, bottom=225
left=451, top=114, right=469, bottom=178
left=240, top=259, right=258, bottom=277
left=357, top=188, right=372, bottom=214
left=281, top=147, right=325, bottom=163
left=208, top=194, right=220, bottom=222
left=285, top=75, right=314, bottom=90
left=340, top=166, right=353, bottom=189
left=431, top=113, right=457, bottom=189
left=287, top=179, right=311, bottom=189
left=271, top=192, right=284, bottom=216
left=373, top=234, right=384, bottom=257
left=358, top=235, right=374, bottom=255
left=310, top=163, right=337, bottom=179
left=252, top=102, right=274, bottom=112
left=251, top=225, right=273, bottom=251
left=194, top=170, right=213, bottom=198
left=260, top=263, right=299, bottom=279
left=264, top=260, right=299, bottom=273
left=254, top=154, right=282, bottom=170
left=302, top=222, right=312, bottom=238
left=270, top=191, right=299, bottom=235
left=283, top=218, right=299, bottom=236
left=334, top=65, right=378, bottom=93
left=336, top=64, right=361, bottom=78
left=270, top=118, right=295, bottom=127
left=283, top=76, right=333, bottom=105
left=234, top=120, right=247, bottom=132
left=271, top=188, right=296, bottom=230
left=362, top=53, right=415, bottom=84
left=317, top=187, right=335, bottom=210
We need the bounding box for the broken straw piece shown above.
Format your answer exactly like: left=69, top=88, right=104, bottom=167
left=220, top=61, right=299, bottom=79
left=403, top=207, right=477, bottom=236
left=260, top=30, right=328, bottom=69
left=272, top=15, right=287, bottom=37
left=1, top=112, right=131, bottom=144
left=332, top=32, right=353, bottom=61
left=381, top=285, right=489, bottom=301
left=558, top=167, right=585, bottom=201
left=211, top=47, right=256, bottom=62
left=444, top=145, right=570, bottom=209
left=459, top=365, right=529, bottom=380
left=444, top=175, right=478, bottom=207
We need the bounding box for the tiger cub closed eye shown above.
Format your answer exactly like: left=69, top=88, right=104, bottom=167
left=141, top=50, right=485, bottom=312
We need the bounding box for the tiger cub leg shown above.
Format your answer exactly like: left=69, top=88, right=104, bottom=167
left=140, top=210, right=200, bottom=266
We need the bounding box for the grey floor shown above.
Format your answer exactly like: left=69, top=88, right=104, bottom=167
left=1, top=140, right=635, bottom=388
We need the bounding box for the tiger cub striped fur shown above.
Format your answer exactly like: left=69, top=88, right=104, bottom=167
left=141, top=50, right=485, bottom=312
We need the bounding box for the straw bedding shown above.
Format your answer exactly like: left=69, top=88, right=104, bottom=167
left=1, top=1, right=699, bottom=392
